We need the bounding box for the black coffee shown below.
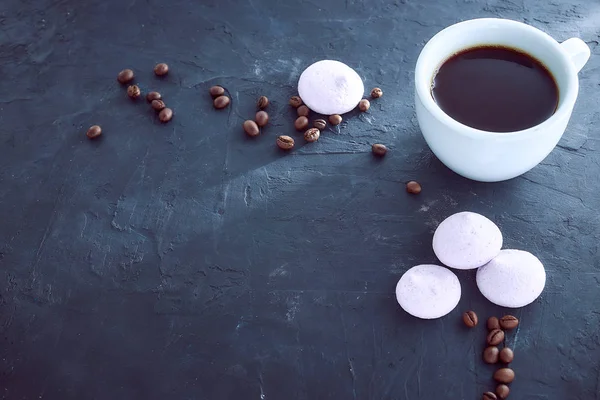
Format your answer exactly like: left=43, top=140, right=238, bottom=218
left=432, top=46, right=559, bottom=132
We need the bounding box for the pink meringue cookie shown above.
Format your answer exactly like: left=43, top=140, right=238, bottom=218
left=396, top=264, right=461, bottom=319
left=298, top=60, right=364, bottom=115
left=433, top=211, right=503, bottom=270
left=476, top=249, right=546, bottom=308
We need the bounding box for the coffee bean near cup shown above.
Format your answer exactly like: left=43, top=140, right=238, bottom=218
left=415, top=18, right=590, bottom=182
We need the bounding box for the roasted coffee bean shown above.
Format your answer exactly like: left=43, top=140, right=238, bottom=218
left=277, top=135, right=294, bottom=150
left=483, top=346, right=499, bottom=364
left=127, top=85, right=141, bottom=99
left=304, top=128, right=320, bottom=142
left=297, top=105, right=310, bottom=117
left=117, top=69, right=134, bottom=84
left=257, top=96, right=269, bottom=109
left=371, top=87, right=383, bottom=98
left=151, top=99, right=166, bottom=111
left=483, top=392, right=498, bottom=400
left=255, top=111, right=269, bottom=127
left=289, top=96, right=303, bottom=108
left=86, top=125, right=102, bottom=139
left=487, top=317, right=501, bottom=331
left=372, top=144, right=387, bottom=156
left=329, top=114, right=342, bottom=125
left=314, top=119, right=327, bottom=130
left=359, top=99, right=370, bottom=112
left=500, top=315, right=519, bottom=330
left=154, top=63, right=169, bottom=76
left=493, top=368, right=515, bottom=384
left=243, top=120, right=260, bottom=137
left=406, top=181, right=422, bottom=194
left=499, top=348, right=514, bottom=364
left=487, top=329, right=505, bottom=346
left=209, top=85, right=225, bottom=98
left=159, top=108, right=173, bottom=123
left=295, top=116, right=309, bottom=131
left=213, top=95, right=230, bottom=109
left=463, top=311, right=478, bottom=327
left=496, top=384, right=510, bottom=399
left=146, top=91, right=162, bottom=102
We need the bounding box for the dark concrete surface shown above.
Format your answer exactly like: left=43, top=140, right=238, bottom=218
left=0, top=0, right=599, bottom=399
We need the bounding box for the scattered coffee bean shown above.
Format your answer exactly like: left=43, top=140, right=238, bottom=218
left=496, top=384, right=510, bottom=399
left=151, top=99, right=166, bottom=111
left=406, top=181, right=422, bottom=194
left=255, top=111, right=269, bottom=127
left=86, top=125, right=102, bottom=139
left=146, top=91, right=162, bottom=102
left=372, top=144, right=387, bottom=156
left=359, top=99, right=370, bottom=112
left=257, top=96, right=269, bottom=109
left=277, top=135, right=294, bottom=150
left=487, top=316, right=501, bottom=331
left=499, top=348, right=514, bottom=364
left=127, top=85, right=141, bottom=99
left=499, top=315, right=519, bottom=330
left=483, top=392, right=498, bottom=400
left=493, top=368, right=515, bottom=384
left=154, top=63, right=169, bottom=76
left=304, top=128, right=320, bottom=142
left=243, top=120, right=260, bottom=137
left=483, top=346, right=499, bottom=364
left=213, top=95, right=230, bottom=109
left=462, top=310, right=478, bottom=328
left=314, top=119, right=327, bottom=130
left=209, top=85, right=225, bottom=98
left=295, top=116, right=309, bottom=131
left=487, top=329, right=505, bottom=346
left=159, top=108, right=173, bottom=123
left=297, top=105, right=310, bottom=117
left=117, top=69, right=134, bottom=84
left=289, top=96, right=303, bottom=108
left=329, top=114, right=342, bottom=125
left=371, top=87, right=383, bottom=98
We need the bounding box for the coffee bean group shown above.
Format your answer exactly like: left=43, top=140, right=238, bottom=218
left=86, top=63, right=174, bottom=140
left=289, top=96, right=322, bottom=147
left=285, top=87, right=385, bottom=151
left=210, top=86, right=231, bottom=110
left=274, top=89, right=420, bottom=194
left=240, top=94, right=272, bottom=141
left=463, top=311, right=519, bottom=399
left=119, top=64, right=173, bottom=124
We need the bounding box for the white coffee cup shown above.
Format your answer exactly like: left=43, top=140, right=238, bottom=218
left=415, top=18, right=590, bottom=182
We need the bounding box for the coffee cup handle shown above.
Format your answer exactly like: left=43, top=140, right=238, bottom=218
left=560, top=38, right=591, bottom=73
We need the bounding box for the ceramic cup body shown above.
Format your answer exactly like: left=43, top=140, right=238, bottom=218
left=415, top=18, right=590, bottom=182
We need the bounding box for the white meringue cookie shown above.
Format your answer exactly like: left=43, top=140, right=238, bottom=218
left=433, top=211, right=503, bottom=270
left=298, top=60, right=364, bottom=115
left=476, top=249, right=546, bottom=308
left=396, top=264, right=461, bottom=319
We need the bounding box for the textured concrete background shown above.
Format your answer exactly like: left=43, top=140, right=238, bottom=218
left=0, top=0, right=599, bottom=399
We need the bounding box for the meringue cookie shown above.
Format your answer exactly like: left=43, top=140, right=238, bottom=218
left=298, top=60, right=364, bottom=115
left=433, top=211, right=503, bottom=270
left=476, top=249, right=546, bottom=308
left=396, top=264, right=461, bottom=319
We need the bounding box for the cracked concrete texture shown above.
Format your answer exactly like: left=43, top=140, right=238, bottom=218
left=0, top=0, right=599, bottom=398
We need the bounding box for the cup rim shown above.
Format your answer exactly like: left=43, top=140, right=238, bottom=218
left=415, top=18, right=579, bottom=138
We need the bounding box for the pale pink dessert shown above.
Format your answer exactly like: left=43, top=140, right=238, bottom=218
left=477, top=249, right=546, bottom=308
left=298, top=60, right=364, bottom=115
left=433, top=211, right=502, bottom=270
left=396, top=264, right=461, bottom=319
